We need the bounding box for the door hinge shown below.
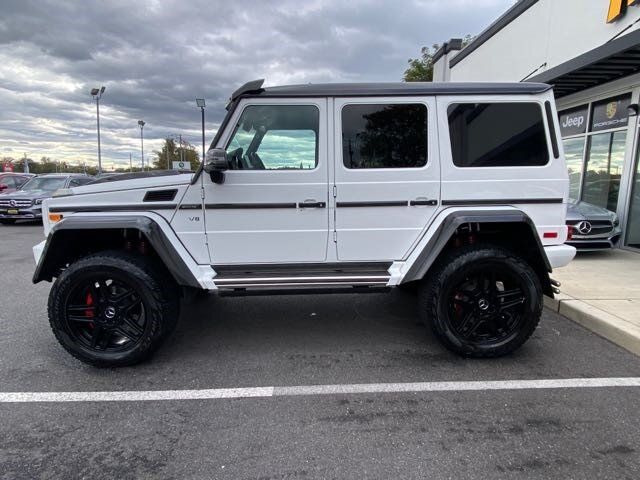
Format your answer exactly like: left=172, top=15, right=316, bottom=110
left=332, top=185, right=337, bottom=198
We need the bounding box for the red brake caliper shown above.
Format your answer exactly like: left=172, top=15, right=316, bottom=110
left=85, top=292, right=95, bottom=327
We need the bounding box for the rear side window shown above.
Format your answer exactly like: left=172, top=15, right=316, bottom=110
left=447, top=103, right=549, bottom=167
left=341, top=103, right=427, bottom=169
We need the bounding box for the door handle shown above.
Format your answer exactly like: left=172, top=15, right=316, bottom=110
left=409, top=198, right=438, bottom=206
left=298, top=200, right=326, bottom=209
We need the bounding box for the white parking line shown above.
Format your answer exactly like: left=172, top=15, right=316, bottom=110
left=2, top=377, right=640, bottom=403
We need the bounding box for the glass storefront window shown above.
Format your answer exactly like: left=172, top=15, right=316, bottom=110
left=626, top=137, right=640, bottom=248
left=562, top=137, right=585, bottom=200
left=582, top=131, right=626, bottom=212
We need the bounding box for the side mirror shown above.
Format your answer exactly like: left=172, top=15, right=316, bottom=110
left=203, top=148, right=228, bottom=184
left=0, top=184, right=7, bottom=191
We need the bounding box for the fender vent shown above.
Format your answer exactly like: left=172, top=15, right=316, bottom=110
left=143, top=189, right=178, bottom=202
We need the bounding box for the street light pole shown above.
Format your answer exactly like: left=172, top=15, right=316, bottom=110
left=138, top=120, right=146, bottom=171
left=91, top=86, right=106, bottom=175
left=196, top=98, right=206, bottom=164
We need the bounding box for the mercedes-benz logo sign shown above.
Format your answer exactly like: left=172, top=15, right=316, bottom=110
left=576, top=221, right=592, bottom=235
left=104, top=306, right=117, bottom=319
left=9, top=200, right=16, bottom=207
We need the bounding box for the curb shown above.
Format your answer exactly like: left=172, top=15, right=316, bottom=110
left=544, top=294, right=640, bottom=357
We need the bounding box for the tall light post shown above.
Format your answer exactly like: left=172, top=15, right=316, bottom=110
left=196, top=98, right=206, bottom=164
left=138, top=120, right=146, bottom=171
left=91, top=86, right=106, bottom=174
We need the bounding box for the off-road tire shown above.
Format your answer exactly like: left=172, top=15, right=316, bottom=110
left=419, top=245, right=542, bottom=358
left=48, top=250, right=180, bottom=367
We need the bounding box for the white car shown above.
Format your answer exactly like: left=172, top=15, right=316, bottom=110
left=32, top=79, right=575, bottom=367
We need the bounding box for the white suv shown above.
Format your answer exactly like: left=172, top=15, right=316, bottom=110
left=33, top=79, right=575, bottom=367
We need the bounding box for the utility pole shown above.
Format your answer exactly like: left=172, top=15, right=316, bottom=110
left=90, top=86, right=106, bottom=175
left=129, top=153, right=133, bottom=172
left=138, top=120, right=145, bottom=171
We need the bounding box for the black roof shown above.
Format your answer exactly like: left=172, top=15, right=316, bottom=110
left=231, top=79, right=551, bottom=101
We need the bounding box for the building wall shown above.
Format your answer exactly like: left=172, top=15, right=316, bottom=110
left=449, top=0, right=640, bottom=83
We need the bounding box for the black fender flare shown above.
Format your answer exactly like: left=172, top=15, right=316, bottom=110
left=402, top=209, right=552, bottom=284
left=33, top=215, right=200, bottom=288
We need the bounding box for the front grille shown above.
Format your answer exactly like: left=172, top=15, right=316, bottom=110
left=566, top=219, right=613, bottom=236
left=0, top=199, right=32, bottom=208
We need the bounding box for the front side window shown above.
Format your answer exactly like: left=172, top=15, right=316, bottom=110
left=226, top=105, right=318, bottom=170
left=447, top=103, right=549, bottom=167
left=341, top=103, right=428, bottom=169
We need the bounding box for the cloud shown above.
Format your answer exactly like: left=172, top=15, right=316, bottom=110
left=0, top=0, right=515, bottom=169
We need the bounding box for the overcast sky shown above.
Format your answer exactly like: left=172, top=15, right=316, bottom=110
left=0, top=0, right=515, bottom=170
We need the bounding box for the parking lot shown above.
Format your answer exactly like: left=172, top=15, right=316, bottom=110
left=1, top=224, right=639, bottom=479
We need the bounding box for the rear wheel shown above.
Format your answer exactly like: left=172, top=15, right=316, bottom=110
left=48, top=251, right=179, bottom=367
left=419, top=245, right=542, bottom=358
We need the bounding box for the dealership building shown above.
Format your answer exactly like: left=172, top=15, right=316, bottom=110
left=433, top=0, right=640, bottom=249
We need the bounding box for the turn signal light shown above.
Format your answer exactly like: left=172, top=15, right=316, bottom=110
left=48, top=213, right=63, bottom=223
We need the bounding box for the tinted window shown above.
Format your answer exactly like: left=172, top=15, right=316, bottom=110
left=447, top=103, right=549, bottom=167
left=341, top=104, right=427, bottom=169
left=226, top=105, right=319, bottom=170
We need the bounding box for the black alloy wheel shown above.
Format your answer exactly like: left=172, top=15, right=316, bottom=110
left=447, top=266, right=527, bottom=347
left=420, top=245, right=542, bottom=357
left=64, top=275, right=147, bottom=354
left=48, top=251, right=179, bottom=367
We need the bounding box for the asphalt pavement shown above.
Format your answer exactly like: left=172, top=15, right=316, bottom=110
left=1, top=223, right=639, bottom=479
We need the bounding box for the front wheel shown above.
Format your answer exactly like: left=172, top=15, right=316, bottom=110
left=419, top=245, right=542, bottom=358
left=48, top=251, right=179, bottom=367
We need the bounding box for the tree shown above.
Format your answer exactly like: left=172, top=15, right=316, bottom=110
left=153, top=137, right=201, bottom=170
left=403, top=35, right=474, bottom=82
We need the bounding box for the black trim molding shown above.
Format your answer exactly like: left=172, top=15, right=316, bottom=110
left=336, top=201, right=408, bottom=208
left=441, top=198, right=563, bottom=206
left=205, top=202, right=297, bottom=209
left=49, top=204, right=177, bottom=213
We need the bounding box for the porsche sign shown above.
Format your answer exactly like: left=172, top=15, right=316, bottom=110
left=608, top=0, right=640, bottom=23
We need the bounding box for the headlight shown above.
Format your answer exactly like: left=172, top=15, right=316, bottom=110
left=34, top=199, right=43, bottom=205
left=52, top=188, right=74, bottom=198
left=613, top=214, right=620, bottom=227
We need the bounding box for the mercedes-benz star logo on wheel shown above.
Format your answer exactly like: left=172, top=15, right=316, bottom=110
left=577, top=221, right=592, bottom=235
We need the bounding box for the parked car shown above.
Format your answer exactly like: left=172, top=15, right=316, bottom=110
left=0, top=173, right=34, bottom=194
left=565, top=199, right=621, bottom=250
left=0, top=173, right=93, bottom=224
left=33, top=79, right=575, bottom=367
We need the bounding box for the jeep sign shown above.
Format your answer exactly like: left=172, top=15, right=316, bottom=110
left=559, top=106, right=588, bottom=137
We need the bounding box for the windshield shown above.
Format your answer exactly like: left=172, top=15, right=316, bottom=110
left=20, top=177, right=67, bottom=192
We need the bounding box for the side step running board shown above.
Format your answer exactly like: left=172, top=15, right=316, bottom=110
left=212, top=262, right=392, bottom=291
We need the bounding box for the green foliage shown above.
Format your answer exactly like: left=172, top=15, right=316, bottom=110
left=153, top=138, right=201, bottom=170
left=403, top=35, right=474, bottom=82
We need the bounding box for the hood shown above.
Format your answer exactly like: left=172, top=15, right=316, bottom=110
left=68, top=172, right=194, bottom=196
left=0, top=189, right=52, bottom=200
left=566, top=200, right=615, bottom=221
